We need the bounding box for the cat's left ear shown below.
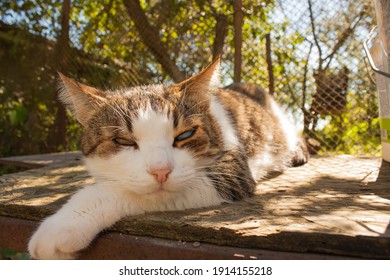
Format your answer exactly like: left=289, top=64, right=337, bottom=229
left=57, top=73, right=107, bottom=126
left=176, top=56, right=221, bottom=101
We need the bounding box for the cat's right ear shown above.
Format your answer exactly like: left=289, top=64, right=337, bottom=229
left=57, top=73, right=106, bottom=126
left=176, top=56, right=221, bottom=105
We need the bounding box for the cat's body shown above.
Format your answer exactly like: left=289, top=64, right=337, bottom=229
left=28, top=58, right=308, bottom=259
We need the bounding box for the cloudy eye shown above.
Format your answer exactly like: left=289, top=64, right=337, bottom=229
left=175, top=128, right=196, bottom=143
left=113, top=138, right=138, bottom=149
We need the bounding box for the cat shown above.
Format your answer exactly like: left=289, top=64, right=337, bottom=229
left=28, top=57, right=308, bottom=259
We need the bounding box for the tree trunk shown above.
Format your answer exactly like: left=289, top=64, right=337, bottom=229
left=212, top=14, right=228, bottom=60
left=265, top=33, right=274, bottom=95
left=47, top=0, right=70, bottom=152
left=233, top=0, right=243, bottom=83
left=122, top=0, right=185, bottom=82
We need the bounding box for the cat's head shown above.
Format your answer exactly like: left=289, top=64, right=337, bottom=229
left=58, top=58, right=223, bottom=195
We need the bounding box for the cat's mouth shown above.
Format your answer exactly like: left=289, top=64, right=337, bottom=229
left=146, top=183, right=174, bottom=195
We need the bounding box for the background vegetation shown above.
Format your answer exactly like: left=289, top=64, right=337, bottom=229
left=0, top=0, right=380, bottom=157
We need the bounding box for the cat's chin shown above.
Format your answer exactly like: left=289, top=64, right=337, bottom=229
left=145, top=184, right=180, bottom=195
left=146, top=188, right=170, bottom=195
left=124, top=181, right=180, bottom=196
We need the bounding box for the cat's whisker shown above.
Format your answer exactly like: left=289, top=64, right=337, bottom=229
left=192, top=165, right=252, bottom=180
left=188, top=175, right=232, bottom=189
left=100, top=126, right=123, bottom=129
left=202, top=171, right=250, bottom=180
left=183, top=113, right=205, bottom=121
left=175, top=98, right=210, bottom=123
left=100, top=125, right=127, bottom=133
left=29, top=60, right=308, bottom=260
left=100, top=99, right=131, bottom=128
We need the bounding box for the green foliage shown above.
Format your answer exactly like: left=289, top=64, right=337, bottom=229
left=0, top=23, right=58, bottom=156
left=0, top=248, right=31, bottom=260
left=7, top=102, right=27, bottom=125
left=257, top=1, right=379, bottom=155
left=0, top=0, right=380, bottom=157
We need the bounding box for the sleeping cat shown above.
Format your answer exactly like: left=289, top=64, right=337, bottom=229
left=28, top=57, right=308, bottom=259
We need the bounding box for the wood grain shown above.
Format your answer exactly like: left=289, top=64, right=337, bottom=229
left=0, top=154, right=389, bottom=258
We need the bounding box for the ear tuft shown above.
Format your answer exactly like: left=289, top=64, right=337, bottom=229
left=57, top=73, right=106, bottom=126
left=176, top=56, right=221, bottom=105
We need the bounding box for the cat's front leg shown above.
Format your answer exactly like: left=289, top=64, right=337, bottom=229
left=28, top=185, right=132, bottom=259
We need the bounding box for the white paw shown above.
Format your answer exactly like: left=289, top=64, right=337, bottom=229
left=28, top=217, right=91, bottom=260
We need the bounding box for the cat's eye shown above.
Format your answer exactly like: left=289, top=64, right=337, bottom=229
left=113, top=138, right=138, bottom=148
left=175, top=129, right=196, bottom=142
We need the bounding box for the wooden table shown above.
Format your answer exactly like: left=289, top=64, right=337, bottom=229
left=0, top=152, right=389, bottom=259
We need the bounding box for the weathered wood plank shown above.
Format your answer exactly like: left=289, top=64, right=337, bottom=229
left=1, top=216, right=353, bottom=259
left=0, top=155, right=389, bottom=258
left=0, top=151, right=82, bottom=168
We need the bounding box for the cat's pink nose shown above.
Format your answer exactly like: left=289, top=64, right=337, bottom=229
left=149, top=167, right=172, bottom=184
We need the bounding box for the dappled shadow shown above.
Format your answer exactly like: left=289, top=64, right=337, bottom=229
left=0, top=160, right=92, bottom=211
left=114, top=156, right=390, bottom=258
left=1, top=156, right=389, bottom=258
left=367, top=159, right=390, bottom=200
left=179, top=157, right=389, bottom=223
left=173, top=173, right=390, bottom=227
left=371, top=160, right=390, bottom=239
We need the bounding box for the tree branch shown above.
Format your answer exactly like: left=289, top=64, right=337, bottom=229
left=265, top=33, right=275, bottom=95
left=302, top=42, right=313, bottom=133
left=323, top=4, right=367, bottom=70
left=276, top=54, right=299, bottom=106
left=233, top=0, right=243, bottom=83
left=155, top=0, right=171, bottom=29
left=48, top=0, right=71, bottom=151
left=207, top=1, right=228, bottom=60
left=122, top=0, right=185, bottom=82
left=302, top=42, right=313, bottom=113
left=212, top=13, right=228, bottom=60
left=308, top=0, right=322, bottom=70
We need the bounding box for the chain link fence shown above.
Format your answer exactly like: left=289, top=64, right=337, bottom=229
left=0, top=0, right=380, bottom=157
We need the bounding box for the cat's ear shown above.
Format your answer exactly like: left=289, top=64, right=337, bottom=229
left=176, top=56, right=221, bottom=102
left=57, top=73, right=106, bottom=126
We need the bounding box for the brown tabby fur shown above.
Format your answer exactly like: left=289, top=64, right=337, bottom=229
left=58, top=58, right=308, bottom=201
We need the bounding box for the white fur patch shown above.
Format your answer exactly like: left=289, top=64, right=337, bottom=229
left=247, top=100, right=299, bottom=181
left=269, top=99, right=299, bottom=152
left=30, top=104, right=225, bottom=259
left=85, top=103, right=224, bottom=205
left=248, top=149, right=286, bottom=181
left=210, top=95, right=239, bottom=149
